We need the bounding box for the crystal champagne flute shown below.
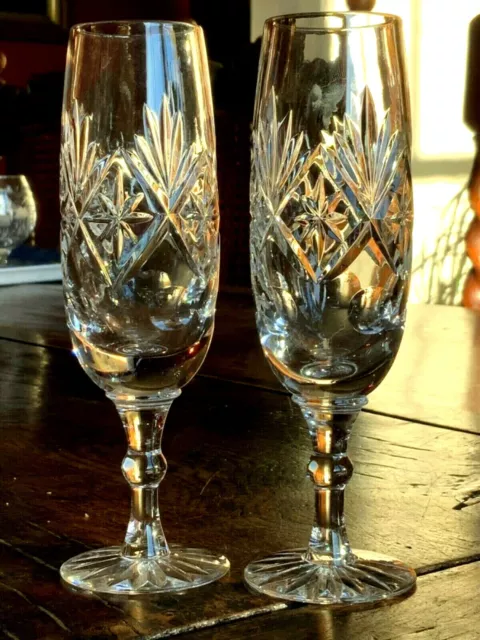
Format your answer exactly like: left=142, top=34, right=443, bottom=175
left=59, top=20, right=229, bottom=594
left=246, top=12, right=415, bottom=605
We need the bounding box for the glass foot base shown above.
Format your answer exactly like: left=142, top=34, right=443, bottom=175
left=61, top=545, right=230, bottom=595
left=244, top=549, right=416, bottom=605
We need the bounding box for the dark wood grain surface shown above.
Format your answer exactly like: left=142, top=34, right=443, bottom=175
left=0, top=284, right=479, bottom=639
left=191, top=562, right=480, bottom=640
left=0, top=285, right=479, bottom=432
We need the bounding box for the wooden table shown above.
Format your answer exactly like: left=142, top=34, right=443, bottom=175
left=0, top=285, right=479, bottom=639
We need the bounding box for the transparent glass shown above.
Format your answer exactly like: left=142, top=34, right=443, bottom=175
left=246, top=13, right=415, bottom=605
left=59, top=21, right=229, bottom=594
left=0, top=175, right=37, bottom=264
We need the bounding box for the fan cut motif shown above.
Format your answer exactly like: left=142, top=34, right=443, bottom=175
left=120, top=98, right=207, bottom=287
left=251, top=87, right=409, bottom=287
left=60, top=96, right=217, bottom=290
left=322, top=88, right=403, bottom=221
left=251, top=91, right=322, bottom=282
left=61, top=102, right=117, bottom=285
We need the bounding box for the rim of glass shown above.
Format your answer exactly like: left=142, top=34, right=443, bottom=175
left=72, top=20, right=198, bottom=38
left=265, top=12, right=400, bottom=33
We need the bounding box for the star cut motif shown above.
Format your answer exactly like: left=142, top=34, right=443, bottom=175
left=60, top=96, right=217, bottom=292
left=320, top=87, right=406, bottom=277
left=88, top=167, right=153, bottom=261
left=292, top=173, right=345, bottom=271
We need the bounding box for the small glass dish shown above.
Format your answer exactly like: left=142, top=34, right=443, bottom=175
left=0, top=175, right=37, bottom=264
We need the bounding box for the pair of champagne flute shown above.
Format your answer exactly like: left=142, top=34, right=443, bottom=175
left=60, top=12, right=414, bottom=606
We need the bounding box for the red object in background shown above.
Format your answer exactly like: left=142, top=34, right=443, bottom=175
left=462, top=268, right=480, bottom=308
left=67, top=0, right=191, bottom=25
left=0, top=43, right=66, bottom=249
left=464, top=16, right=480, bottom=309
left=0, top=15, right=67, bottom=250
left=464, top=156, right=480, bottom=308
left=11, top=122, right=62, bottom=249
left=468, top=142, right=480, bottom=218
left=466, top=217, right=480, bottom=270
left=0, top=42, right=66, bottom=87
left=0, top=1, right=254, bottom=270
left=463, top=154, right=480, bottom=307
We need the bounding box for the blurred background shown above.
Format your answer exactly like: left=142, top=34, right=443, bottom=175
left=0, top=0, right=478, bottom=304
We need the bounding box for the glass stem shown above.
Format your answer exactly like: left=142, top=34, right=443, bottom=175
left=294, top=395, right=367, bottom=565
left=114, top=394, right=180, bottom=559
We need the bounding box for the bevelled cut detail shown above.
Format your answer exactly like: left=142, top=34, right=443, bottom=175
left=251, top=84, right=413, bottom=396
left=252, top=91, right=322, bottom=282
left=251, top=87, right=412, bottom=353
left=94, top=169, right=152, bottom=262
left=120, top=98, right=210, bottom=287
left=322, top=88, right=403, bottom=221
left=60, top=21, right=226, bottom=598
left=60, top=96, right=218, bottom=291
left=61, top=545, right=230, bottom=595
left=60, top=101, right=117, bottom=286
left=244, top=549, right=416, bottom=605
left=251, top=87, right=408, bottom=288
left=248, top=13, right=415, bottom=607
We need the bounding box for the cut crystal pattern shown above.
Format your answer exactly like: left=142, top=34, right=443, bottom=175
left=120, top=98, right=209, bottom=287
left=320, top=88, right=404, bottom=280
left=61, top=93, right=219, bottom=377
left=61, top=96, right=218, bottom=292
left=322, top=88, right=403, bottom=221
left=245, top=549, right=415, bottom=605
left=251, top=86, right=413, bottom=393
left=247, top=13, right=415, bottom=607
left=61, top=545, right=230, bottom=595
left=252, top=91, right=322, bottom=282
left=61, top=102, right=117, bottom=286
left=92, top=168, right=152, bottom=261
left=60, top=20, right=227, bottom=598
left=251, top=87, right=408, bottom=289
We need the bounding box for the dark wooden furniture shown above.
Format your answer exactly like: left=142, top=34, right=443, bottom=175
left=346, top=0, right=376, bottom=10
left=0, top=13, right=68, bottom=248
left=0, top=285, right=479, bottom=639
